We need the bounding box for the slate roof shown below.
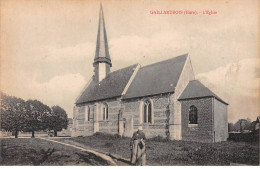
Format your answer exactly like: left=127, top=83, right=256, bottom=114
left=178, top=80, right=228, bottom=105
left=122, top=54, right=188, bottom=99
left=76, top=64, right=138, bottom=104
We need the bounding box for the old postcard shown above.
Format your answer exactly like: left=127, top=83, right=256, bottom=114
left=0, top=0, right=259, bottom=166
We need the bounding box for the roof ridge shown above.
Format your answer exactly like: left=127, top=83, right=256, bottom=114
left=139, top=53, right=188, bottom=69
left=108, top=63, right=139, bottom=74
left=108, top=54, right=188, bottom=74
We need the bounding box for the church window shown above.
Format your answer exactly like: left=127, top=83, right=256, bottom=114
left=189, top=105, right=198, bottom=124
left=78, top=106, right=85, bottom=122
left=103, top=103, right=108, bottom=120
left=85, top=106, right=90, bottom=122
left=143, top=100, right=152, bottom=123
left=88, top=107, right=90, bottom=121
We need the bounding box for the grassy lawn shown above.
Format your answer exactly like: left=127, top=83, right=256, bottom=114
left=0, top=138, right=111, bottom=166
left=59, top=133, right=259, bottom=166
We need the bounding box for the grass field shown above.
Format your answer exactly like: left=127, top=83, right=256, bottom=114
left=59, top=133, right=259, bottom=166
left=1, top=134, right=259, bottom=166
left=0, top=138, right=110, bottom=166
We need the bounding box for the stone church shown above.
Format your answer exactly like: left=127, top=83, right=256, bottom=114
left=72, top=5, right=228, bottom=143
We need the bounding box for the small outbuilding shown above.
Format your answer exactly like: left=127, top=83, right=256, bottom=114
left=178, top=80, right=229, bottom=142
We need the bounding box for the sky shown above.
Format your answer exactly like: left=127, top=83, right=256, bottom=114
left=1, top=0, right=259, bottom=123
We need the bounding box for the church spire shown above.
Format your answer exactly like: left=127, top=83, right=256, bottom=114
left=93, top=3, right=112, bottom=82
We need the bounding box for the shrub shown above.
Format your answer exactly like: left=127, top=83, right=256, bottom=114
left=93, top=132, right=123, bottom=140
left=148, top=136, right=170, bottom=142
left=228, top=132, right=259, bottom=142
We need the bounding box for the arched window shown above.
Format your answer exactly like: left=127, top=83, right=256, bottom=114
left=86, top=106, right=90, bottom=121
left=103, top=103, right=108, bottom=120
left=88, top=107, right=90, bottom=121
left=78, top=106, right=85, bottom=123
left=143, top=100, right=152, bottom=123
left=189, top=105, right=198, bottom=124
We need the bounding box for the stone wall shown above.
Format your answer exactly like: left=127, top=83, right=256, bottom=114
left=72, top=99, right=121, bottom=137
left=98, top=100, right=121, bottom=134
left=214, top=98, right=228, bottom=142
left=72, top=104, right=94, bottom=137
left=180, top=97, right=214, bottom=143
left=123, top=95, right=171, bottom=138
left=73, top=94, right=173, bottom=139
left=170, top=56, right=195, bottom=140
left=122, top=100, right=139, bottom=137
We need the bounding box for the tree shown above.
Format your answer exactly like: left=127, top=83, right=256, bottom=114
left=24, top=100, right=51, bottom=137
left=0, top=92, right=27, bottom=138
left=48, top=105, right=68, bottom=137
left=233, top=118, right=252, bottom=132
left=228, top=123, right=234, bottom=132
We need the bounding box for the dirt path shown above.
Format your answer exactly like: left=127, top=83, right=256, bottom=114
left=39, top=137, right=118, bottom=166
left=44, top=137, right=132, bottom=166
left=1, top=138, right=115, bottom=166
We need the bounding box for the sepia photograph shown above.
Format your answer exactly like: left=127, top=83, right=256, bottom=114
left=0, top=0, right=259, bottom=166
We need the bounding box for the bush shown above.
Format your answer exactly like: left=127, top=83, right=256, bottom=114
left=228, top=131, right=259, bottom=142
left=92, top=132, right=123, bottom=140
left=148, top=136, right=170, bottom=142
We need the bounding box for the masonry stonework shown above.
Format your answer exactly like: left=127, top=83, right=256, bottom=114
left=99, top=100, right=121, bottom=134
left=72, top=104, right=94, bottom=137
left=170, top=56, right=195, bottom=140
left=122, top=95, right=171, bottom=138
left=72, top=99, right=121, bottom=137
left=73, top=94, right=227, bottom=143
left=213, top=98, right=228, bottom=142
left=180, top=97, right=214, bottom=143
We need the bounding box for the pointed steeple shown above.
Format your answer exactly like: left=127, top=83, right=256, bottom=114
left=93, top=3, right=112, bottom=66
left=93, top=3, right=112, bottom=82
